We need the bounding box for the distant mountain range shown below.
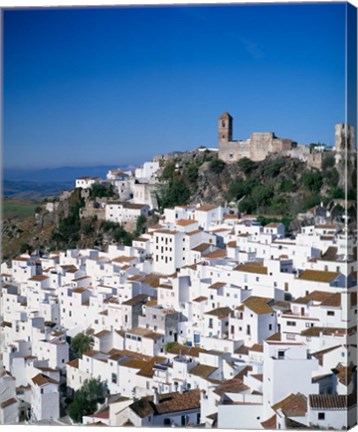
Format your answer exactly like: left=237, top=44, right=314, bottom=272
left=4, top=165, right=134, bottom=182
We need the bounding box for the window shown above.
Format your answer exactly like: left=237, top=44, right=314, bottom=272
left=111, top=373, right=117, bottom=384
left=327, top=311, right=335, bottom=316
left=278, top=350, right=285, bottom=359
left=164, top=418, right=171, bottom=426
left=269, top=324, right=272, bottom=331
left=318, top=413, right=325, bottom=420
left=287, top=321, right=296, bottom=326
left=209, top=318, right=213, bottom=329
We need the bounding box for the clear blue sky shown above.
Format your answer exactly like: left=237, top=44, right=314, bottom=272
left=3, top=3, right=354, bottom=169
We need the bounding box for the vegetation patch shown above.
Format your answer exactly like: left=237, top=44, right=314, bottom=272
left=3, top=199, right=38, bottom=221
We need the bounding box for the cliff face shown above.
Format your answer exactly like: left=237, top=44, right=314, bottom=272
left=157, top=151, right=322, bottom=211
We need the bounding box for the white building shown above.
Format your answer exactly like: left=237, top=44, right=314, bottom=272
left=75, top=176, right=101, bottom=189
left=105, top=202, right=149, bottom=226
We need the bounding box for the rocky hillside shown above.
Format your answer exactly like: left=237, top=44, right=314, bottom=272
left=2, top=150, right=356, bottom=261
left=156, top=149, right=354, bottom=216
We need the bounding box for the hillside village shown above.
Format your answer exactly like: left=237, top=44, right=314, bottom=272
left=0, top=117, right=357, bottom=429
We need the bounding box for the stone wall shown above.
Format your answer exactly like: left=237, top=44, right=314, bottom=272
left=217, top=114, right=299, bottom=163
left=250, top=132, right=274, bottom=161
left=218, top=140, right=250, bottom=162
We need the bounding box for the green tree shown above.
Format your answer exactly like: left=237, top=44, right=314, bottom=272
left=251, top=184, right=274, bottom=209
left=101, top=220, right=118, bottom=232
left=50, top=189, right=85, bottom=249
left=330, top=187, right=345, bottom=199
left=322, top=153, right=335, bottom=171
left=303, top=194, right=321, bottom=210
left=279, top=179, right=295, bottom=193
left=71, top=333, right=93, bottom=357
left=19, top=243, right=32, bottom=254
left=90, top=183, right=116, bottom=199
left=302, top=170, right=323, bottom=193
left=157, top=179, right=191, bottom=211
left=134, top=215, right=147, bottom=237
left=323, top=167, right=339, bottom=189
left=238, top=157, right=256, bottom=175
left=68, top=378, right=108, bottom=423
left=160, top=162, right=176, bottom=180
left=209, top=158, right=226, bottom=174
left=238, top=197, right=255, bottom=214
left=164, top=341, right=179, bottom=352
left=186, top=162, right=199, bottom=185
left=263, top=159, right=285, bottom=178
left=227, top=177, right=256, bottom=202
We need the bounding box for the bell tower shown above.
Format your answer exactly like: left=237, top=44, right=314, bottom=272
left=218, top=112, right=233, bottom=145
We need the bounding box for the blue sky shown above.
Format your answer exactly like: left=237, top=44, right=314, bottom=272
left=3, top=3, right=355, bottom=169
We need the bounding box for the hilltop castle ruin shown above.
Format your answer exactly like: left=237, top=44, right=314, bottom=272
left=217, top=112, right=355, bottom=170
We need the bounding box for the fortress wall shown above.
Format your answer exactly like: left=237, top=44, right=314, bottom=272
left=285, top=145, right=310, bottom=161
left=218, top=140, right=241, bottom=162
left=307, top=152, right=324, bottom=169
left=219, top=140, right=251, bottom=162
left=271, top=139, right=296, bottom=152
left=249, top=132, right=273, bottom=161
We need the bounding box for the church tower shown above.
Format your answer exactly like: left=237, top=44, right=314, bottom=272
left=218, top=112, right=233, bottom=145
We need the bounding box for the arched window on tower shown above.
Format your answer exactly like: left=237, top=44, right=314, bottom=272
left=222, top=121, right=225, bottom=127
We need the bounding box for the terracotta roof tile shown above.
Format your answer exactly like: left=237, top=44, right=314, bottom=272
left=29, top=275, right=49, bottom=282
left=32, top=373, right=59, bottom=386
left=0, top=398, right=17, bottom=409
left=209, top=282, right=226, bottom=289
left=235, top=263, right=268, bottom=275
left=298, top=269, right=339, bottom=283
left=130, top=389, right=201, bottom=418
left=244, top=296, right=273, bottom=315
left=294, top=291, right=333, bottom=304
left=196, top=204, right=218, bottom=212
left=192, top=296, right=208, bottom=303
left=205, top=306, right=232, bottom=318
left=213, top=378, right=250, bottom=396
left=333, top=365, right=355, bottom=386
left=136, top=356, right=166, bottom=378
left=176, top=219, right=197, bottom=226
left=122, top=294, right=148, bottom=306
left=309, top=394, right=356, bottom=410
left=167, top=344, right=205, bottom=357
left=190, top=364, right=217, bottom=379
left=272, top=393, right=307, bottom=417
left=261, top=414, right=277, bottom=429
left=192, top=243, right=212, bottom=253
left=67, top=359, right=79, bottom=368
left=204, top=249, right=227, bottom=259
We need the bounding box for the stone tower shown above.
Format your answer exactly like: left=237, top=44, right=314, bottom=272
left=218, top=112, right=233, bottom=146
left=334, top=123, right=356, bottom=189
left=335, top=123, right=355, bottom=157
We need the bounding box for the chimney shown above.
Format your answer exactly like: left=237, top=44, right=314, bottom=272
left=153, top=387, right=159, bottom=405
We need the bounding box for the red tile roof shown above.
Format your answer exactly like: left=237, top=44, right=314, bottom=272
left=309, top=394, right=356, bottom=410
